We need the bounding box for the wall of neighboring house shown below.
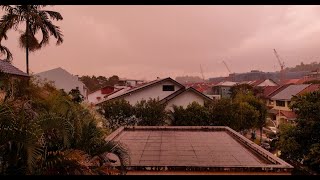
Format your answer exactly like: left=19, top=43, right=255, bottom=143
left=212, top=86, right=231, bottom=98
left=88, top=87, right=116, bottom=104
left=88, top=90, right=105, bottom=104
left=165, top=90, right=206, bottom=111
left=123, top=80, right=182, bottom=105
left=269, top=99, right=291, bottom=111
left=36, top=68, right=88, bottom=101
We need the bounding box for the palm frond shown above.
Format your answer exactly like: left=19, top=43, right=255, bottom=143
left=42, top=10, right=63, bottom=21
left=0, top=44, right=13, bottom=62
left=0, top=13, right=21, bottom=41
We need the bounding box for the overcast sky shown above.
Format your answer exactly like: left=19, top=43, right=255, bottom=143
left=1, top=5, right=320, bottom=80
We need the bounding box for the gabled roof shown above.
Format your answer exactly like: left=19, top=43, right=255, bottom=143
left=280, top=111, right=297, bottom=120
left=262, top=86, right=280, bottom=98
left=297, top=84, right=320, bottom=96
left=250, top=79, right=278, bottom=87
left=98, top=77, right=184, bottom=103
left=0, top=60, right=29, bottom=77
left=266, top=84, right=291, bottom=99
left=271, top=84, right=310, bottom=100
left=159, top=87, right=213, bottom=104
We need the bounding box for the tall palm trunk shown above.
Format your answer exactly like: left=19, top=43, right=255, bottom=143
left=26, top=19, right=29, bottom=74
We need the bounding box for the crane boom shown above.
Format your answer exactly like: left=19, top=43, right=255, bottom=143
left=273, top=49, right=286, bottom=83
left=273, top=49, right=285, bottom=70
left=222, top=60, right=231, bottom=74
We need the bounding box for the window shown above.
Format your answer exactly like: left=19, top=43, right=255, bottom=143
left=276, top=100, right=285, bottom=107
left=163, top=85, right=175, bottom=91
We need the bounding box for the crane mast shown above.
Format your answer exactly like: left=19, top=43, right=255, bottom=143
left=200, top=64, right=205, bottom=81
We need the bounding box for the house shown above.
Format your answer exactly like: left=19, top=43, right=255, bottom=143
left=159, top=87, right=213, bottom=111
left=96, top=77, right=213, bottom=110
left=87, top=85, right=123, bottom=105
left=106, top=126, right=293, bottom=175
left=212, top=81, right=237, bottom=98
left=0, top=60, right=29, bottom=100
left=267, top=84, right=310, bottom=126
left=35, top=67, right=88, bottom=101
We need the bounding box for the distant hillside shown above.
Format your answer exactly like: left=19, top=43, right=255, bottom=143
left=286, top=61, right=320, bottom=72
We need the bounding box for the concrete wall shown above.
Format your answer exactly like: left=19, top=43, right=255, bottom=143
left=165, top=90, right=206, bottom=111
left=123, top=80, right=182, bottom=105
left=88, top=90, right=105, bottom=104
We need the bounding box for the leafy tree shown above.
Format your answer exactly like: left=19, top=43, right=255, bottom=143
left=0, top=5, right=63, bottom=74
left=234, top=92, right=267, bottom=143
left=134, top=98, right=167, bottom=126
left=80, top=75, right=120, bottom=92
left=68, top=87, right=84, bottom=103
left=99, top=99, right=136, bottom=130
left=170, top=102, right=210, bottom=126
left=277, top=91, right=320, bottom=174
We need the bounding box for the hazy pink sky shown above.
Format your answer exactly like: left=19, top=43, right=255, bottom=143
left=1, top=5, right=320, bottom=80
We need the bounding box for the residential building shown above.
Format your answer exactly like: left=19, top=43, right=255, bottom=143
left=87, top=85, right=123, bottom=105
left=267, top=84, right=310, bottom=126
left=106, top=126, right=293, bottom=175
left=35, top=67, right=88, bottom=101
left=212, top=81, right=237, bottom=98
left=96, top=77, right=213, bottom=110
left=0, top=60, right=29, bottom=100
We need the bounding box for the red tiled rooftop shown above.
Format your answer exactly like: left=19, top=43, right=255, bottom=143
left=298, top=84, right=320, bottom=95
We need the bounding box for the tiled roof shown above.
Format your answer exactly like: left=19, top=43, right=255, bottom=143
left=262, top=86, right=280, bottom=98
left=271, top=84, right=310, bottom=100
left=282, top=79, right=300, bottom=85
left=297, top=84, right=320, bottom=95
left=0, top=60, right=29, bottom=77
left=280, top=111, right=297, bottom=120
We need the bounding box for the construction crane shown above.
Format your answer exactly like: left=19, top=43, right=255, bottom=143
left=273, top=49, right=286, bottom=83
left=222, top=60, right=235, bottom=81
left=200, top=64, right=205, bottom=81
left=222, top=60, right=232, bottom=74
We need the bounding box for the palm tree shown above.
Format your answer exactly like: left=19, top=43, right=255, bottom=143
left=0, top=5, right=63, bottom=74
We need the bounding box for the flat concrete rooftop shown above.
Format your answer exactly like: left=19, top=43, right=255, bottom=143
left=106, top=126, right=293, bottom=174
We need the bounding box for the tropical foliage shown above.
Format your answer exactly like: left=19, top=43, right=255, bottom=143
left=277, top=91, right=320, bottom=174
left=0, top=78, right=130, bottom=175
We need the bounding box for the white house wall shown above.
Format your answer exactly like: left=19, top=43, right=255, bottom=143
left=88, top=90, right=105, bottom=104
left=165, top=91, right=205, bottom=111
left=123, top=80, right=182, bottom=105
